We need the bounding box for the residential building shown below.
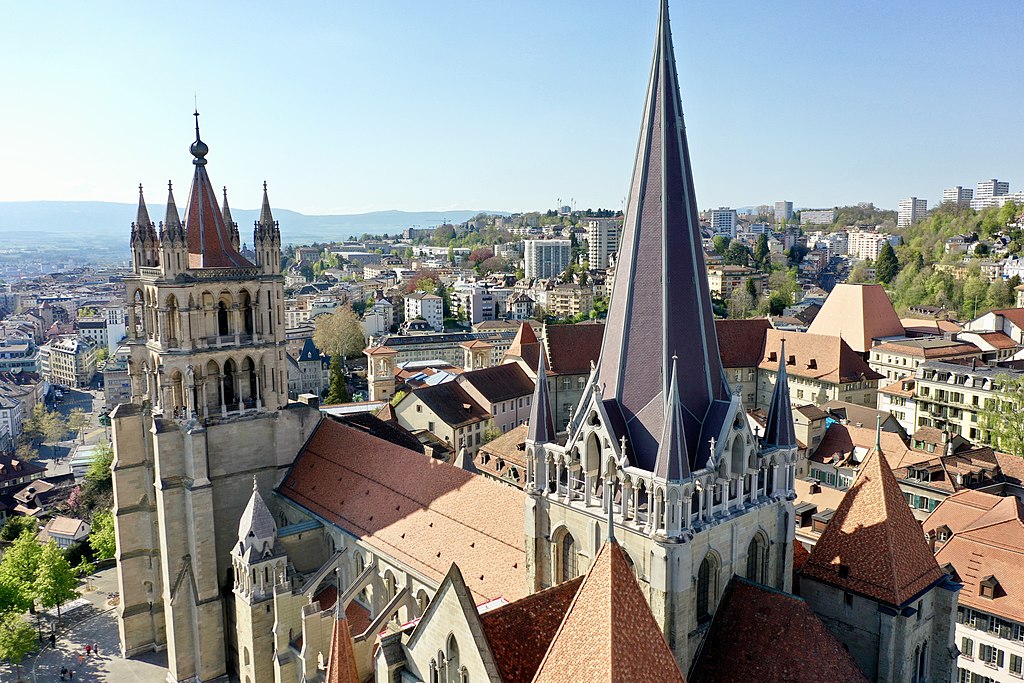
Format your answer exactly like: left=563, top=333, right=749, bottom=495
left=715, top=318, right=772, bottom=409
left=943, top=186, right=974, bottom=207
left=847, top=228, right=900, bottom=261
left=403, top=292, right=443, bottom=332
left=544, top=284, right=593, bottom=319
left=706, top=264, right=765, bottom=298
left=800, top=208, right=836, bottom=226
left=287, top=337, right=330, bottom=399
left=392, top=380, right=491, bottom=456
left=927, top=491, right=1024, bottom=683
left=868, top=338, right=982, bottom=382
left=584, top=217, right=622, bottom=270
left=41, top=516, right=91, bottom=549
left=0, top=337, right=38, bottom=373
left=44, top=336, right=97, bottom=388
left=971, top=178, right=1011, bottom=210
left=455, top=363, right=535, bottom=436
left=914, top=360, right=1024, bottom=443
left=710, top=207, right=738, bottom=237
left=365, top=329, right=517, bottom=370
left=524, top=239, right=571, bottom=279
left=898, top=197, right=928, bottom=228
left=101, top=346, right=132, bottom=412
left=0, top=455, right=45, bottom=495
left=774, top=200, right=793, bottom=224
left=756, top=329, right=884, bottom=410
left=877, top=376, right=918, bottom=436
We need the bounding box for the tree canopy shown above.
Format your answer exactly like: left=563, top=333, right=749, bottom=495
left=312, top=305, right=366, bottom=360
left=981, top=374, right=1024, bottom=458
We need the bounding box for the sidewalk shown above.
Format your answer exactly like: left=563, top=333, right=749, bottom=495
left=0, top=567, right=168, bottom=682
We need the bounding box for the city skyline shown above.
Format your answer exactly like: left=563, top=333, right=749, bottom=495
left=2, top=1, right=1021, bottom=216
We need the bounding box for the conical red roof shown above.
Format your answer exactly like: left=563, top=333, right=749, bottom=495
left=324, top=610, right=360, bottom=683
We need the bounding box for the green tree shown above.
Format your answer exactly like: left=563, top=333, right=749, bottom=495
left=712, top=235, right=730, bottom=255
left=0, top=532, right=42, bottom=612
left=0, top=611, right=36, bottom=682
left=35, top=541, right=80, bottom=624
left=313, top=305, right=366, bottom=361
left=727, top=288, right=754, bottom=319
left=980, top=374, right=1024, bottom=457
left=389, top=389, right=408, bottom=407
left=85, top=441, right=114, bottom=488
left=745, top=277, right=758, bottom=300
left=875, top=242, right=899, bottom=284
left=0, top=516, right=37, bottom=543
left=724, top=240, right=750, bottom=266
left=754, top=233, right=769, bottom=265
left=88, top=510, right=116, bottom=560
left=849, top=260, right=871, bottom=284
left=67, top=408, right=88, bottom=443
left=324, top=359, right=351, bottom=405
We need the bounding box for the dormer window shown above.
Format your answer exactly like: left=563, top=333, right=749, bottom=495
left=768, top=351, right=777, bottom=362
left=980, top=575, right=1000, bottom=599
left=807, top=359, right=817, bottom=370
left=788, top=355, right=796, bottom=366
left=838, top=564, right=850, bottom=579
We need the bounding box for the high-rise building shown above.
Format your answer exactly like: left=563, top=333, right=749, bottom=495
left=971, top=178, right=1011, bottom=209
left=897, top=197, right=927, bottom=227
left=584, top=217, right=622, bottom=270
left=774, top=200, right=793, bottom=224
left=111, top=116, right=319, bottom=681
left=942, top=186, right=973, bottom=207
left=710, top=207, right=737, bottom=237
left=524, top=239, right=571, bottom=279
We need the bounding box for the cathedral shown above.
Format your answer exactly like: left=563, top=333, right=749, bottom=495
left=111, top=2, right=956, bottom=682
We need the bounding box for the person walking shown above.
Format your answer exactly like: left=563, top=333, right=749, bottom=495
left=60, top=666, right=67, bottom=681
left=86, top=644, right=92, bottom=657
left=93, top=641, right=99, bottom=656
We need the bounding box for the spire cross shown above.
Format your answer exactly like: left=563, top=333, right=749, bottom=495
left=252, top=474, right=258, bottom=492
left=263, top=180, right=268, bottom=192
left=875, top=414, right=882, bottom=453
left=138, top=183, right=143, bottom=195
left=168, top=180, right=173, bottom=192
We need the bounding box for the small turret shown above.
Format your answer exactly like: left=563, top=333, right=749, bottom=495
left=222, top=186, right=241, bottom=253
left=160, top=181, right=188, bottom=277
left=231, top=477, right=285, bottom=603
left=254, top=181, right=281, bottom=274
left=130, top=184, right=152, bottom=271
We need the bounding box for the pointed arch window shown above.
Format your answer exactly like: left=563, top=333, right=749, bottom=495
left=697, top=555, right=718, bottom=623
left=746, top=535, right=767, bottom=584
left=559, top=532, right=577, bottom=583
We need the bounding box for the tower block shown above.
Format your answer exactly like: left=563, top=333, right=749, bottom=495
left=112, top=114, right=319, bottom=682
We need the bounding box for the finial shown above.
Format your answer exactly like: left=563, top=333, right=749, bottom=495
left=138, top=183, right=144, bottom=196
left=709, top=436, right=716, bottom=459
left=168, top=180, right=173, bottom=192
left=223, top=185, right=228, bottom=198
left=619, top=433, right=628, bottom=456
left=875, top=414, right=882, bottom=453
left=190, top=109, right=209, bottom=164
left=263, top=180, right=268, bottom=192
left=252, top=474, right=258, bottom=492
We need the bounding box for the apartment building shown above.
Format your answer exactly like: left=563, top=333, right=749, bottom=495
left=403, top=292, right=444, bottom=332
left=706, top=265, right=765, bottom=298
left=913, top=361, right=1024, bottom=443
left=545, top=284, right=593, bottom=319
left=44, top=336, right=97, bottom=388
left=523, top=239, right=571, bottom=279
left=868, top=339, right=982, bottom=382
left=710, top=207, right=738, bottom=237
left=774, top=200, right=793, bottom=224
left=943, top=186, right=974, bottom=207
left=584, top=218, right=622, bottom=270
left=897, top=197, right=928, bottom=228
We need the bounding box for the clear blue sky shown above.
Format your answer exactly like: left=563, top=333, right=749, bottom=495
left=3, top=1, right=1021, bottom=215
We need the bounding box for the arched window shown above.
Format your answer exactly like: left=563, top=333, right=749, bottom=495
left=915, top=641, right=928, bottom=682
left=697, top=555, right=717, bottom=623
left=217, top=300, right=230, bottom=336
left=559, top=532, right=577, bottom=583
left=446, top=636, right=461, bottom=683
left=243, top=646, right=250, bottom=666
left=746, top=534, right=766, bottom=584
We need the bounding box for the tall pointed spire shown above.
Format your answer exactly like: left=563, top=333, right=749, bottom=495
left=165, top=180, right=183, bottom=231
left=653, top=355, right=690, bottom=482
left=324, top=604, right=360, bottom=683
left=222, top=186, right=235, bottom=228
left=527, top=350, right=555, bottom=444
left=591, top=0, right=728, bottom=472
left=763, top=338, right=796, bottom=449
left=259, top=180, right=275, bottom=227
left=135, top=184, right=152, bottom=228
left=183, top=112, right=253, bottom=268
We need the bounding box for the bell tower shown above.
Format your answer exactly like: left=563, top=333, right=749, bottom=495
left=111, top=112, right=319, bottom=682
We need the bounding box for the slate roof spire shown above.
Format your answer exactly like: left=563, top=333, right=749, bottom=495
left=165, top=180, right=182, bottom=230
left=592, top=0, right=728, bottom=472
left=135, top=184, right=152, bottom=229
left=654, top=355, right=690, bottom=482
left=259, top=180, right=276, bottom=228
left=763, top=338, right=797, bottom=449
left=183, top=111, right=254, bottom=269
left=527, top=349, right=555, bottom=444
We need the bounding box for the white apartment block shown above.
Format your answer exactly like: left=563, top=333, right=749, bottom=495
left=774, top=200, right=793, bottom=224
left=943, top=186, right=974, bottom=207
left=584, top=218, right=622, bottom=270
left=848, top=229, right=899, bottom=261
left=524, top=239, right=571, bottom=279
left=800, top=208, right=836, bottom=226
left=403, top=292, right=444, bottom=332
left=710, top=208, right=737, bottom=237
left=898, top=197, right=928, bottom=228
left=971, top=179, right=1011, bottom=210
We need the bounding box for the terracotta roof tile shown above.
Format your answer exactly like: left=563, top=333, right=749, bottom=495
left=715, top=318, right=771, bottom=368
left=931, top=490, right=1024, bottom=623
left=479, top=576, right=583, bottom=683
left=532, top=542, right=686, bottom=682
left=457, top=363, right=535, bottom=403
left=278, top=418, right=526, bottom=603
left=801, top=447, right=945, bottom=607
left=977, top=331, right=1019, bottom=349
left=811, top=423, right=919, bottom=470
left=760, top=329, right=883, bottom=384
left=412, top=382, right=491, bottom=428
left=690, top=577, right=867, bottom=683
left=545, top=323, right=604, bottom=375
left=324, top=613, right=360, bottom=683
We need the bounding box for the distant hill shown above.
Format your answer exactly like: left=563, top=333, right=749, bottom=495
left=0, top=201, right=501, bottom=249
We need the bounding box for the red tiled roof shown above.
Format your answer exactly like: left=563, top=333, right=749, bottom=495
left=479, top=576, right=583, bottom=683
left=324, top=615, right=360, bottom=683
left=545, top=323, right=604, bottom=375
left=977, top=331, right=1018, bottom=350
left=931, top=490, right=1024, bottom=623
left=760, top=330, right=883, bottom=384
left=807, top=284, right=904, bottom=353
left=811, top=423, right=919, bottom=470
left=184, top=158, right=254, bottom=269
left=990, top=308, right=1024, bottom=330
left=715, top=319, right=771, bottom=368
left=532, top=541, right=686, bottom=682
left=690, top=578, right=867, bottom=683
left=278, top=418, right=526, bottom=603
left=801, top=447, right=945, bottom=607
left=457, top=363, right=535, bottom=404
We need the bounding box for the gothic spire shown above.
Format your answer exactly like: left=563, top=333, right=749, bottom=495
left=653, top=356, right=690, bottom=482
left=258, top=180, right=275, bottom=228
left=590, top=0, right=728, bottom=472
left=763, top=338, right=797, bottom=449
left=135, top=184, right=152, bottom=228
left=527, top=350, right=555, bottom=444
left=183, top=112, right=253, bottom=268
left=165, top=180, right=182, bottom=231
left=222, top=186, right=235, bottom=228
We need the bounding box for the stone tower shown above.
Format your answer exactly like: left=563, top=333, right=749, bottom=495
left=364, top=345, right=398, bottom=401
left=231, top=478, right=287, bottom=683
left=523, top=0, right=797, bottom=671
left=111, top=113, right=319, bottom=682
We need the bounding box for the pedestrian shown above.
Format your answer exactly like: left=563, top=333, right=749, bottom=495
left=60, top=666, right=67, bottom=681
left=86, top=644, right=92, bottom=656
left=93, top=641, right=99, bottom=656
left=69, top=670, right=75, bottom=681
left=50, top=632, right=56, bottom=647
